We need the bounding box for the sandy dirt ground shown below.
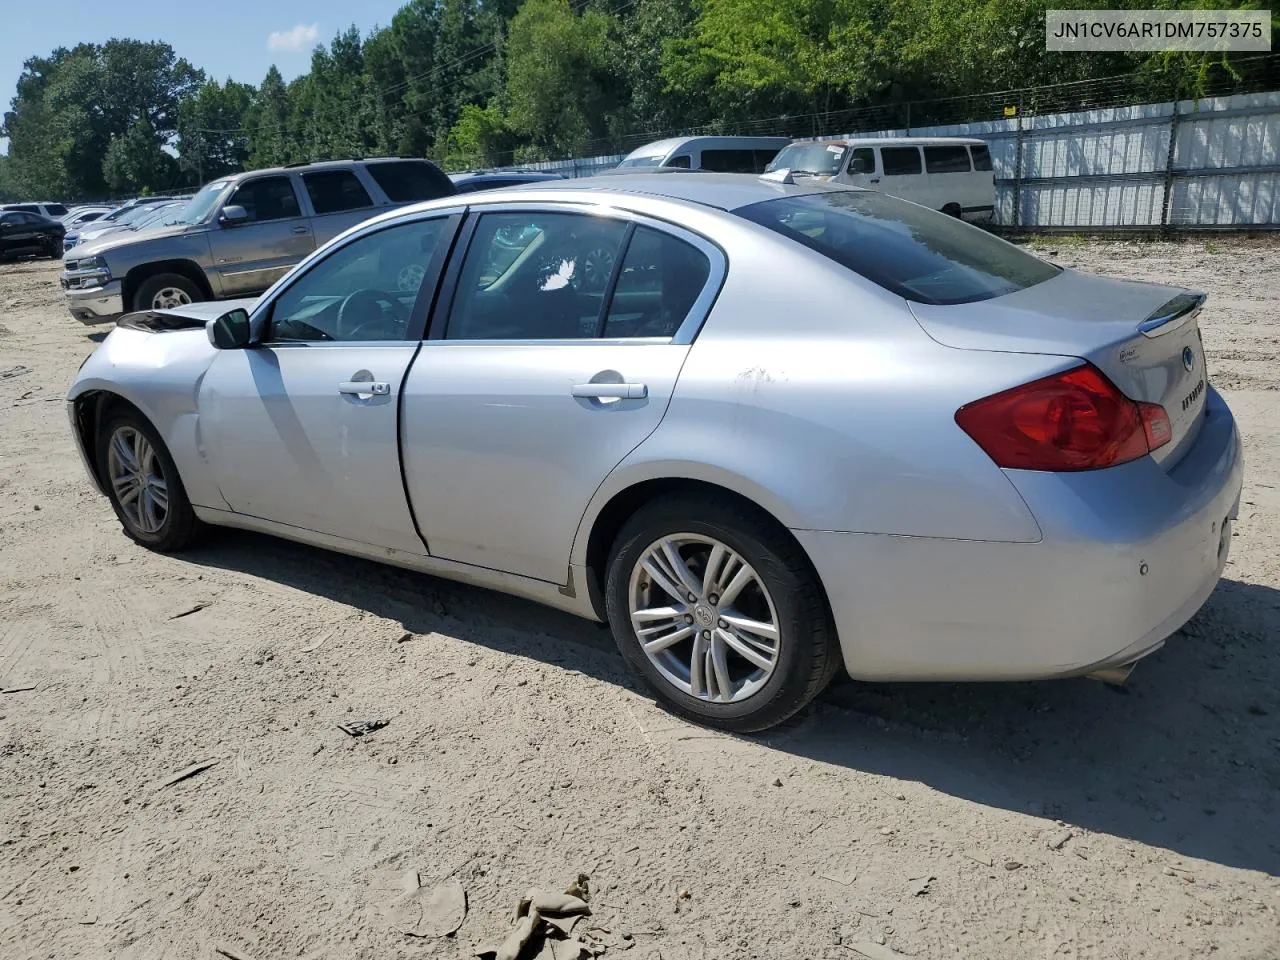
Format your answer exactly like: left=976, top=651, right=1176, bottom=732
left=1, top=240, right=1278, bottom=960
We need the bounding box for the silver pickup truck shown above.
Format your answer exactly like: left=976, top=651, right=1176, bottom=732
left=61, top=158, right=456, bottom=323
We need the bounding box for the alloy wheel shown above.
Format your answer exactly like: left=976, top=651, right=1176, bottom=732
left=628, top=533, right=781, bottom=703
left=107, top=426, right=169, bottom=535
left=151, top=286, right=192, bottom=310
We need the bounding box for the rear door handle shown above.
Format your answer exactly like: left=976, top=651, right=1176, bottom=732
left=571, top=382, right=647, bottom=400
left=292, top=226, right=309, bottom=235
left=339, top=381, right=390, bottom=396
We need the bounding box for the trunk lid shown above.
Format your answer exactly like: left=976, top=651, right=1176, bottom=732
left=910, top=269, right=1208, bottom=468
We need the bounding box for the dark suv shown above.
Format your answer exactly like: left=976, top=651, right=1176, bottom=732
left=61, top=158, right=456, bottom=323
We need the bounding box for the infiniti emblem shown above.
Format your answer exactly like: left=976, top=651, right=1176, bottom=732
left=1182, top=346, right=1195, bottom=372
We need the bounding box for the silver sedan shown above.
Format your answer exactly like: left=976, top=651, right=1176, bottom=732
left=67, top=174, right=1244, bottom=731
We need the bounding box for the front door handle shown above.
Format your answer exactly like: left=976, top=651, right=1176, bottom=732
left=292, top=226, right=309, bottom=235
left=572, top=382, right=647, bottom=400
left=869, top=176, right=882, bottom=184
left=339, top=381, right=390, bottom=396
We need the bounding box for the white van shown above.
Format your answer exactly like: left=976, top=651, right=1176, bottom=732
left=615, top=136, right=793, bottom=174
left=766, top=137, right=996, bottom=221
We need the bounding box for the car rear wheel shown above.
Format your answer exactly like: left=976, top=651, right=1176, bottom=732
left=46, top=238, right=64, bottom=259
left=942, top=203, right=963, bottom=218
left=605, top=495, right=840, bottom=732
left=98, top=410, right=204, bottom=552
left=134, top=273, right=203, bottom=312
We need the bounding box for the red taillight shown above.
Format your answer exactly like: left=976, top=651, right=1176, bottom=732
left=955, top=363, right=1170, bottom=472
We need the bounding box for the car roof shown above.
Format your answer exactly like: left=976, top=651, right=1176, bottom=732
left=506, top=171, right=855, bottom=212
left=214, top=157, right=439, bottom=183
left=623, top=135, right=793, bottom=159
left=451, top=171, right=565, bottom=182
left=788, top=136, right=987, bottom=148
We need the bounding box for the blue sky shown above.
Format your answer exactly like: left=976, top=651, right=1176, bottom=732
left=2, top=0, right=408, bottom=150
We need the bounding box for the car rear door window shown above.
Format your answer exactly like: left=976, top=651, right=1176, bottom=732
left=700, top=149, right=758, bottom=173
left=365, top=160, right=455, bottom=203
left=736, top=190, right=1059, bottom=305
left=303, top=170, right=374, bottom=215
left=603, top=227, right=711, bottom=339
left=446, top=212, right=629, bottom=340
left=924, top=145, right=972, bottom=174
left=881, top=147, right=923, bottom=176
left=228, top=176, right=302, bottom=222
left=970, top=144, right=994, bottom=171
left=47, top=204, right=69, bottom=217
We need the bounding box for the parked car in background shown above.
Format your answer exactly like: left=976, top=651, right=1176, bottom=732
left=60, top=206, right=116, bottom=230
left=64, top=197, right=180, bottom=251
left=2, top=201, right=70, bottom=219
left=61, top=158, right=458, bottom=322
left=0, top=210, right=66, bottom=260
left=67, top=174, right=1241, bottom=732
left=450, top=170, right=566, bottom=192
left=616, top=136, right=791, bottom=173
left=767, top=137, right=996, bottom=221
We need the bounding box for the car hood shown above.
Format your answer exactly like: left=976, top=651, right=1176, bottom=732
left=116, top=297, right=260, bottom=332
left=78, top=222, right=196, bottom=257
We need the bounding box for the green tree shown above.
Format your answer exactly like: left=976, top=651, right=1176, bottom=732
left=442, top=102, right=515, bottom=168
left=177, top=79, right=256, bottom=185
left=506, top=0, right=621, bottom=157
left=248, top=66, right=292, bottom=168
left=102, top=119, right=176, bottom=193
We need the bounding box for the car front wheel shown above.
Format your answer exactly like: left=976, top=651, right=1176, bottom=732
left=605, top=494, right=840, bottom=732
left=134, top=273, right=203, bottom=312
left=97, top=410, right=204, bottom=552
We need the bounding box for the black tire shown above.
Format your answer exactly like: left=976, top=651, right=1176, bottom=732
left=605, top=494, right=840, bottom=733
left=97, top=409, right=204, bottom=552
left=133, top=273, right=203, bottom=313
left=47, top=237, right=64, bottom=259
left=942, top=203, right=963, bottom=218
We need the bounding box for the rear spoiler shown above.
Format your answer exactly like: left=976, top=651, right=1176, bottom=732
left=1140, top=291, right=1206, bottom=338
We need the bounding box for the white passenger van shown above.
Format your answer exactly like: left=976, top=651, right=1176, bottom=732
left=615, top=136, right=793, bottom=174
left=766, top=137, right=996, bottom=221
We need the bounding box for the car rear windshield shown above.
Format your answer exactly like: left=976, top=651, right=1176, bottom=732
left=365, top=160, right=456, bottom=203
left=736, top=190, right=1060, bottom=305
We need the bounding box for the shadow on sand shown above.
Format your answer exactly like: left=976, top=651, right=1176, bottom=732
left=184, top=529, right=1280, bottom=877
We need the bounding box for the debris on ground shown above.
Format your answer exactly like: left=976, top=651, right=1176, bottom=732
left=847, top=941, right=906, bottom=959
left=476, top=882, right=594, bottom=960
left=213, top=945, right=255, bottom=960
left=1, top=684, right=37, bottom=695
left=338, top=719, right=389, bottom=737
left=154, top=758, right=219, bottom=790
left=909, top=875, right=934, bottom=896
left=1002, top=860, right=1023, bottom=871
left=396, top=632, right=415, bottom=643
left=1047, top=830, right=1074, bottom=850
left=167, top=601, right=212, bottom=620
left=819, top=866, right=857, bottom=886
left=392, top=871, right=467, bottom=937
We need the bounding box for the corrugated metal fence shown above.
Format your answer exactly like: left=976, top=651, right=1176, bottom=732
left=501, top=90, right=1280, bottom=231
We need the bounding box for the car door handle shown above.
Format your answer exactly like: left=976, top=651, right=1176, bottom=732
left=338, top=381, right=390, bottom=396
left=869, top=176, right=882, bottom=184
left=291, top=226, right=309, bottom=235
left=571, top=382, right=647, bottom=400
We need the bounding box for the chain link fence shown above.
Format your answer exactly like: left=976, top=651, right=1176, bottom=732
left=499, top=54, right=1280, bottom=232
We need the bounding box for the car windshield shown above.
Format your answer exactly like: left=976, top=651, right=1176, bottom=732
left=131, top=203, right=185, bottom=229
left=766, top=143, right=847, bottom=176
left=617, top=155, right=664, bottom=168
left=736, top=189, right=1060, bottom=305
left=175, top=179, right=232, bottom=225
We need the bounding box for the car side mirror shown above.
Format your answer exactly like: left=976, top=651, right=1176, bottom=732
left=207, top=308, right=252, bottom=349
left=219, top=205, right=248, bottom=226
left=849, top=158, right=870, bottom=174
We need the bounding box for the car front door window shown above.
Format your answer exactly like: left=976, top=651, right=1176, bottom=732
left=228, top=177, right=302, bottom=222
left=266, top=217, right=448, bottom=343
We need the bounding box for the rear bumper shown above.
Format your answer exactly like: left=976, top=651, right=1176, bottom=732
left=797, top=386, right=1243, bottom=681
left=64, top=280, right=125, bottom=325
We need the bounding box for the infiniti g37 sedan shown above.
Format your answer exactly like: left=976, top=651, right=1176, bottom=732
left=67, top=174, right=1243, bottom=731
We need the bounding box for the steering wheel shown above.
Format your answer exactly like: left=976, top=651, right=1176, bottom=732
left=336, top=289, right=408, bottom=340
